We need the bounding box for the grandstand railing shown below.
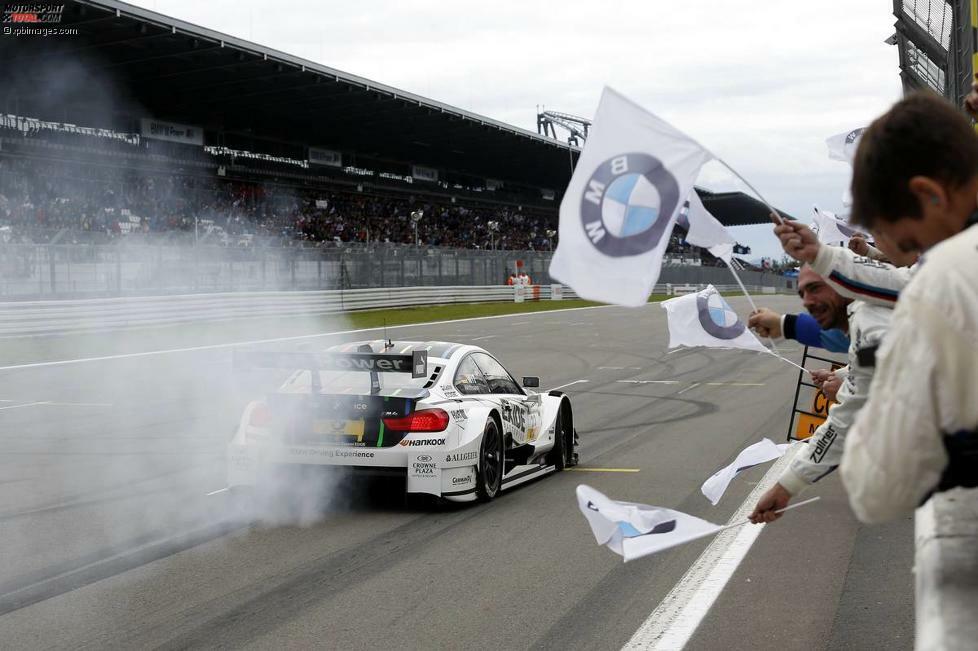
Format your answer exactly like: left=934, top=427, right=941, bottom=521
left=0, top=283, right=786, bottom=337
left=0, top=242, right=793, bottom=299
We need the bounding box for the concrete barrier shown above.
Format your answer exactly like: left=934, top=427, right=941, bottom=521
left=915, top=487, right=978, bottom=650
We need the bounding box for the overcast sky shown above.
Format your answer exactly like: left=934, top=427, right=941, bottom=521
left=129, top=0, right=903, bottom=260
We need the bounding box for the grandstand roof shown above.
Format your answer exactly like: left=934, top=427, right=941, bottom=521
left=0, top=0, right=789, bottom=226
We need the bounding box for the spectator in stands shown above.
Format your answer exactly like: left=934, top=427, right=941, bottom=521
left=838, top=92, right=978, bottom=524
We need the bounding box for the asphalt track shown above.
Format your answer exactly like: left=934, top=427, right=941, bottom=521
left=0, top=297, right=913, bottom=650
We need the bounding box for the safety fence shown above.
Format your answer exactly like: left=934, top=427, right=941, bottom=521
left=0, top=242, right=793, bottom=299
left=0, top=283, right=787, bottom=337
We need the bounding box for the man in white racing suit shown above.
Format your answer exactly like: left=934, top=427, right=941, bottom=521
left=749, top=270, right=892, bottom=523
left=749, top=224, right=916, bottom=524
left=838, top=92, right=978, bottom=523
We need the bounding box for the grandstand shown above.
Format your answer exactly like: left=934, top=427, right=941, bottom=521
left=0, top=0, right=787, bottom=295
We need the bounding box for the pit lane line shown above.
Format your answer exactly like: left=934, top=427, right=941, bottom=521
left=0, top=304, right=621, bottom=372
left=622, top=444, right=801, bottom=650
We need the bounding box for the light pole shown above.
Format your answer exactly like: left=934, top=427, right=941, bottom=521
left=487, top=220, right=500, bottom=251
left=410, top=210, right=423, bottom=246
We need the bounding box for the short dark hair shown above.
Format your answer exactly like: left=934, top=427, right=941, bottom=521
left=850, top=92, right=978, bottom=228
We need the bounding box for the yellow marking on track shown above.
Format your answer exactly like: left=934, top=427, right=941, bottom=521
left=568, top=467, right=641, bottom=473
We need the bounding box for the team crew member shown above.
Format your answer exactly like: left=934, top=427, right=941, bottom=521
left=749, top=265, right=892, bottom=523
left=838, top=93, right=978, bottom=523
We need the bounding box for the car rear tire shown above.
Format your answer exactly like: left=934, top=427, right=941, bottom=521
left=550, top=403, right=573, bottom=471
left=476, top=418, right=503, bottom=502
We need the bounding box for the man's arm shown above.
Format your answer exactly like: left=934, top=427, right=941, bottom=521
left=840, top=302, right=948, bottom=524
left=773, top=220, right=909, bottom=307
left=811, top=244, right=909, bottom=307
left=749, top=309, right=849, bottom=353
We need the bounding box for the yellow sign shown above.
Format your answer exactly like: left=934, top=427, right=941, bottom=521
left=793, top=389, right=835, bottom=440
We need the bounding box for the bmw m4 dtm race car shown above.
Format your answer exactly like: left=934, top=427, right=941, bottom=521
left=228, top=340, right=578, bottom=503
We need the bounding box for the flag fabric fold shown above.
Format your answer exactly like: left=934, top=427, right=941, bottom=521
left=812, top=206, right=866, bottom=247
left=681, top=191, right=736, bottom=263
left=549, top=87, right=713, bottom=307
left=700, top=438, right=792, bottom=505
left=577, top=485, right=723, bottom=561
left=660, top=285, right=767, bottom=352
left=825, top=127, right=865, bottom=162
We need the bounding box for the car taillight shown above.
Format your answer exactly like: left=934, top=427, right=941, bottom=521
left=248, top=403, right=272, bottom=428
left=382, top=408, right=450, bottom=432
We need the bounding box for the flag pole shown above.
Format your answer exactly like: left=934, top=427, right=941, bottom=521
left=718, top=496, right=821, bottom=532
left=721, top=259, right=807, bottom=373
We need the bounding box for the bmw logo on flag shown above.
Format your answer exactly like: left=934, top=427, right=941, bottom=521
left=580, top=153, right=680, bottom=257
left=696, top=292, right=746, bottom=339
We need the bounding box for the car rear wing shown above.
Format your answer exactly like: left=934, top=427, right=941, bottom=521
left=234, top=349, right=429, bottom=378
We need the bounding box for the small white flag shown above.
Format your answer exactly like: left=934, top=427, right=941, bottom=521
left=701, top=438, right=792, bottom=505
left=680, top=191, right=736, bottom=263
left=660, top=285, right=767, bottom=352
left=812, top=206, right=866, bottom=247
left=577, top=485, right=723, bottom=561
left=549, top=87, right=713, bottom=307
left=826, top=127, right=865, bottom=163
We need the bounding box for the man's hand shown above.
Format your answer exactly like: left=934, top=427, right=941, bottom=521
left=749, top=483, right=792, bottom=524
left=810, top=368, right=832, bottom=387
left=748, top=308, right=783, bottom=338
left=848, top=234, right=870, bottom=256
left=821, top=373, right=842, bottom=402
left=811, top=368, right=842, bottom=402
left=772, top=219, right=820, bottom=263
left=965, top=76, right=978, bottom=120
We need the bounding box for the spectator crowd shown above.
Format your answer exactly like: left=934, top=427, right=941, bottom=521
left=0, top=152, right=740, bottom=264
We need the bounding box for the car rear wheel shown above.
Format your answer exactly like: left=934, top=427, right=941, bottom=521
left=476, top=418, right=503, bottom=501
left=550, top=403, right=573, bottom=471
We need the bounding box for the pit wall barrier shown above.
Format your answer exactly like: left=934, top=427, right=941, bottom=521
left=0, top=283, right=789, bottom=337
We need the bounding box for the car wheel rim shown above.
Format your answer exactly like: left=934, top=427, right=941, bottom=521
left=483, top=425, right=500, bottom=492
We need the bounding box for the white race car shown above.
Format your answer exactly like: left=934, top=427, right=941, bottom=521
left=228, top=340, right=578, bottom=503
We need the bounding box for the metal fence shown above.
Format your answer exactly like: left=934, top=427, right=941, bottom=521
left=892, top=0, right=972, bottom=106
left=0, top=242, right=793, bottom=299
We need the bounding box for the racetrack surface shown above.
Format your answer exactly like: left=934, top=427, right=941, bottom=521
left=0, top=297, right=912, bottom=649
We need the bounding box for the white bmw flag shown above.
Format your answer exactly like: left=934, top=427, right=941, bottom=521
left=680, top=191, right=736, bottom=263
left=660, top=285, right=767, bottom=352
left=812, top=206, right=866, bottom=247
left=825, top=127, right=865, bottom=162
left=577, top=485, right=722, bottom=562
left=700, top=438, right=791, bottom=505
left=549, top=87, right=713, bottom=307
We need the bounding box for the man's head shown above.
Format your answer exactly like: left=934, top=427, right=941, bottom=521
left=798, top=266, right=850, bottom=330
left=850, top=92, right=978, bottom=253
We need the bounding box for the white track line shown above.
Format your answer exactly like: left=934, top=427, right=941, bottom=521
left=676, top=382, right=701, bottom=395
left=206, top=487, right=229, bottom=496
left=617, top=380, right=680, bottom=385
left=0, top=304, right=622, bottom=372
left=0, top=401, right=49, bottom=411
left=548, top=380, right=590, bottom=392
left=622, top=446, right=799, bottom=650
left=471, top=335, right=498, bottom=341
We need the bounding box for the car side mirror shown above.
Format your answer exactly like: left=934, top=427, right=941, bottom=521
left=522, top=376, right=540, bottom=388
